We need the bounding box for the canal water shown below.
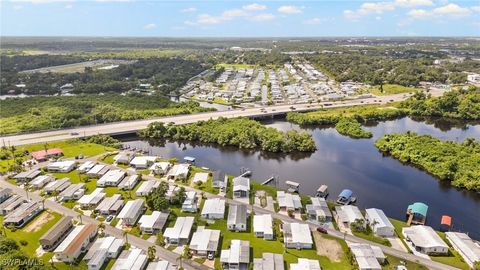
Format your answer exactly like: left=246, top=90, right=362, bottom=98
left=120, top=117, right=480, bottom=239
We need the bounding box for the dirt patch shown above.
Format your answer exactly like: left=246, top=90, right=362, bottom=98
left=24, top=212, right=54, bottom=233
left=313, top=232, right=344, bottom=262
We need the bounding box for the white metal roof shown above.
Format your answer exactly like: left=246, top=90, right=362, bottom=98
left=78, top=188, right=105, bottom=205
left=365, top=208, right=394, bottom=229
left=88, top=164, right=107, bottom=175
left=130, top=156, right=157, bottom=167
left=97, top=170, right=125, bottom=185
left=192, top=172, right=209, bottom=183
left=290, top=223, right=313, bottom=245
left=117, top=199, right=144, bottom=219
left=290, top=258, right=321, bottom=270
left=445, top=232, right=480, bottom=266
left=189, top=227, right=220, bottom=252
left=164, top=216, right=194, bottom=240
left=253, top=214, right=273, bottom=236
left=201, top=198, right=225, bottom=216
left=339, top=205, right=364, bottom=224
left=136, top=180, right=160, bottom=194
left=54, top=225, right=85, bottom=253
left=402, top=225, right=448, bottom=249
left=138, top=211, right=162, bottom=229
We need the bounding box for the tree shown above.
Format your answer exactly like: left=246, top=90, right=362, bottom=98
left=147, top=245, right=156, bottom=261
left=0, top=237, right=19, bottom=255
left=155, top=232, right=165, bottom=247
left=473, top=261, right=480, bottom=270
left=123, top=230, right=129, bottom=245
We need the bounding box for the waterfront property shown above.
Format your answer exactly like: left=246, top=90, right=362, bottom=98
left=220, top=240, right=250, bottom=270
left=365, top=208, right=395, bottom=237
left=201, top=198, right=225, bottom=220
left=78, top=188, right=106, bottom=209
left=44, top=178, right=71, bottom=195
left=285, top=181, right=300, bottom=193
left=118, top=174, right=140, bottom=190
left=253, top=253, right=284, bottom=270
left=84, top=236, right=124, bottom=270
left=117, top=199, right=144, bottom=226
left=97, top=169, right=126, bottom=187
left=2, top=201, right=43, bottom=228
left=283, top=222, right=313, bottom=249
left=445, top=232, right=480, bottom=268
left=40, top=216, right=73, bottom=251
left=253, top=214, right=274, bottom=240
left=150, top=162, right=171, bottom=175
left=13, top=169, right=41, bottom=182
left=189, top=226, right=221, bottom=257
left=306, top=197, right=332, bottom=223
left=87, top=164, right=110, bottom=178
left=166, top=163, right=190, bottom=181
left=94, top=194, right=124, bottom=216
left=130, top=156, right=158, bottom=169
left=315, top=185, right=328, bottom=198
left=212, top=170, right=227, bottom=191
left=135, top=180, right=160, bottom=196
left=192, top=172, right=209, bottom=184
left=348, top=243, right=386, bottom=270
left=277, top=191, right=302, bottom=211
left=54, top=224, right=97, bottom=263
left=227, top=204, right=248, bottom=232
left=406, top=202, right=428, bottom=225
left=58, top=183, right=85, bottom=201
left=181, top=191, right=198, bottom=213
left=163, top=216, right=194, bottom=245
left=402, top=225, right=449, bottom=255
left=290, top=258, right=321, bottom=270
left=335, top=205, right=365, bottom=229
left=233, top=176, right=250, bottom=198
left=47, top=160, right=76, bottom=173
left=114, top=152, right=135, bottom=165
left=30, top=175, right=55, bottom=189
left=138, top=211, right=169, bottom=234
left=111, top=248, right=148, bottom=270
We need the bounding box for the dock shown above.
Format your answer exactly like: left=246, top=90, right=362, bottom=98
left=261, top=176, right=276, bottom=185
left=285, top=180, right=300, bottom=193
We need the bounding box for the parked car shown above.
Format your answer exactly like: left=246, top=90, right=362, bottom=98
left=106, top=215, right=114, bottom=222
left=71, top=132, right=79, bottom=136
left=316, top=227, right=328, bottom=234
left=207, top=252, right=215, bottom=260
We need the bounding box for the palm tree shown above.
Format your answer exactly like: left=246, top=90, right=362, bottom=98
left=78, top=214, right=83, bottom=225
left=147, top=245, right=156, bottom=261
left=123, top=230, right=129, bottom=245
left=10, top=145, right=17, bottom=166
left=98, top=222, right=105, bottom=235
left=24, top=184, right=30, bottom=200
left=43, top=142, right=49, bottom=154
left=41, top=198, right=46, bottom=210
left=176, top=254, right=184, bottom=270
left=52, top=190, right=59, bottom=202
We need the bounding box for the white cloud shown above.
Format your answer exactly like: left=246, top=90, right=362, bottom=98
left=222, top=8, right=248, bottom=18
left=344, top=0, right=433, bottom=20
left=359, top=2, right=396, bottom=14
left=143, top=23, right=157, bottom=29
left=243, top=3, right=267, bottom=11
left=344, top=9, right=361, bottom=20
left=303, top=17, right=324, bottom=24
left=181, top=7, right=196, bottom=13
left=471, top=6, right=480, bottom=13
left=278, top=5, right=302, bottom=14
left=408, top=3, right=472, bottom=19
left=251, top=13, right=274, bottom=21
left=394, top=0, right=433, bottom=7
left=9, top=0, right=73, bottom=3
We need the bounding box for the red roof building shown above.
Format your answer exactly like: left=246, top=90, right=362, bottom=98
left=31, top=148, right=63, bottom=161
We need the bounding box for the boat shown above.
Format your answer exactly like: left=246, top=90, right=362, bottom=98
left=336, top=189, right=355, bottom=205
left=316, top=185, right=329, bottom=198
left=285, top=180, right=300, bottom=193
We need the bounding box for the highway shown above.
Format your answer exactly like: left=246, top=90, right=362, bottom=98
left=0, top=90, right=444, bottom=147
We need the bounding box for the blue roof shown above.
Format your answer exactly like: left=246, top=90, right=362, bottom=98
left=184, top=156, right=196, bottom=162
left=408, top=202, right=428, bottom=217
left=338, top=189, right=353, bottom=199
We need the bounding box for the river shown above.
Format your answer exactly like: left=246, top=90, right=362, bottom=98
left=119, top=117, right=480, bottom=239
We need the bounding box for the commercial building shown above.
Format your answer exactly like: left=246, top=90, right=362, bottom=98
left=3, top=201, right=43, bottom=228
left=227, top=204, right=248, bottom=232
left=445, top=231, right=480, bottom=268
left=181, top=191, right=198, bottom=213
left=201, top=198, right=225, bottom=220
left=97, top=169, right=126, bottom=187
left=135, top=180, right=160, bottom=196
left=111, top=248, right=148, bottom=270
left=232, top=176, right=250, bottom=198
left=78, top=188, right=106, bottom=209
left=84, top=236, right=124, bottom=270
left=30, top=175, right=55, bottom=189
left=335, top=205, right=365, bottom=229
left=166, top=164, right=190, bottom=181
left=138, top=211, right=169, bottom=234
left=290, top=258, right=321, bottom=270
left=117, top=199, right=145, bottom=226
left=306, top=197, right=332, bottom=223
left=164, top=216, right=194, bottom=245
left=189, top=226, right=221, bottom=257
left=283, top=223, right=313, bottom=249
left=54, top=224, right=97, bottom=263
left=348, top=243, right=386, bottom=270
left=220, top=240, right=250, bottom=270
left=402, top=225, right=449, bottom=255
left=253, top=214, right=274, bottom=240
left=95, top=194, right=124, bottom=216
left=277, top=191, right=302, bottom=211
left=365, top=208, right=395, bottom=237
left=253, top=253, right=284, bottom=270
left=47, top=160, right=76, bottom=173
left=40, top=216, right=73, bottom=251
left=118, top=175, right=140, bottom=190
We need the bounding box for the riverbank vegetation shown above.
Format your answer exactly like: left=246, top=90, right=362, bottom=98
left=0, top=94, right=214, bottom=134
left=335, top=118, right=373, bottom=139
left=375, top=132, right=480, bottom=191
left=139, top=117, right=316, bottom=153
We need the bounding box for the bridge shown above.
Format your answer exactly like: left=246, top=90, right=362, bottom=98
left=0, top=90, right=441, bottom=147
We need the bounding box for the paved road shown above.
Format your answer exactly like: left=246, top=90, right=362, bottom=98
left=0, top=90, right=444, bottom=147
left=0, top=178, right=209, bottom=270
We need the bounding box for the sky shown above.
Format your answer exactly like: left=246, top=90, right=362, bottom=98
left=1, top=0, right=479, bottom=37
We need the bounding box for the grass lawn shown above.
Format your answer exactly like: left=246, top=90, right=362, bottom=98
left=41, top=252, right=88, bottom=270
left=352, top=230, right=391, bottom=247
left=369, top=84, right=420, bottom=96
left=2, top=210, right=62, bottom=256
left=101, top=259, right=116, bottom=270
left=382, top=254, right=428, bottom=270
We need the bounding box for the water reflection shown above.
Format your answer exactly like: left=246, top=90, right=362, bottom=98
left=120, top=117, right=480, bottom=239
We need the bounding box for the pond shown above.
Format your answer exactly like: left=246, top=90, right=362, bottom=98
left=120, top=117, right=480, bottom=239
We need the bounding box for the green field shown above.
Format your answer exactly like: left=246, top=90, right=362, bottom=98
left=368, top=84, right=420, bottom=96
